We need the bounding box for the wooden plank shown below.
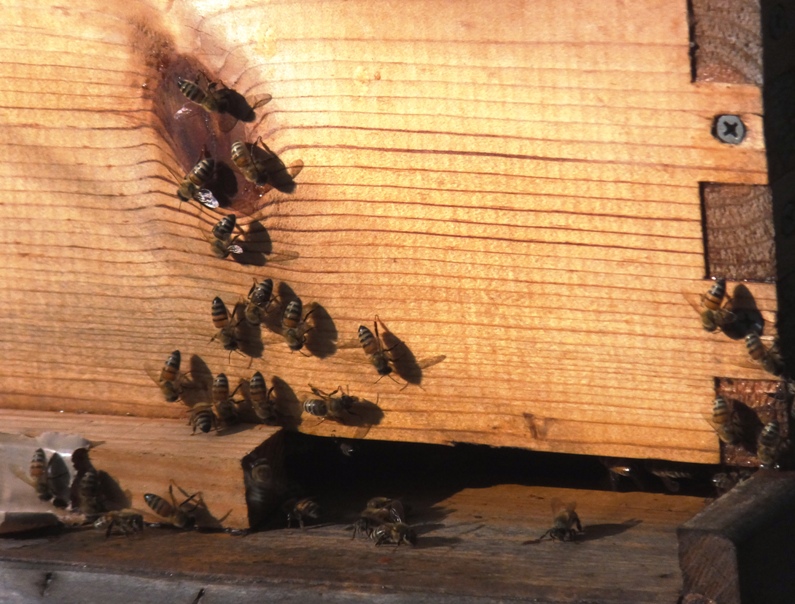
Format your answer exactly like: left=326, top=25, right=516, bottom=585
left=0, top=410, right=278, bottom=530
left=0, top=483, right=706, bottom=603
left=0, top=0, right=776, bottom=465
left=678, top=470, right=795, bottom=604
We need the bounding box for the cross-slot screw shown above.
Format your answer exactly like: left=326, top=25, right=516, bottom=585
left=713, top=115, right=746, bottom=145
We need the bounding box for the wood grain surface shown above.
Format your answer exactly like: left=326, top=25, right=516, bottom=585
left=0, top=0, right=776, bottom=466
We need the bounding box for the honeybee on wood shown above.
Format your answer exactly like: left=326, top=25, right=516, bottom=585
left=352, top=497, right=407, bottom=539
left=144, top=482, right=203, bottom=529
left=539, top=499, right=582, bottom=542
left=303, top=385, right=357, bottom=423
left=248, top=371, right=278, bottom=424
left=210, top=296, right=243, bottom=358
left=176, top=73, right=271, bottom=131
left=175, top=157, right=219, bottom=208
left=282, top=299, right=315, bottom=352
left=706, top=396, right=744, bottom=445
left=12, top=449, right=69, bottom=507
left=146, top=350, right=189, bottom=403
left=757, top=420, right=784, bottom=469
left=243, top=278, right=277, bottom=325
left=358, top=316, right=400, bottom=381
left=283, top=498, right=320, bottom=529
left=745, top=334, right=785, bottom=377
left=372, top=522, right=417, bottom=547
left=93, top=510, right=144, bottom=538
left=684, top=278, right=736, bottom=333
left=206, top=214, right=243, bottom=259
left=212, top=373, right=242, bottom=429
left=76, top=468, right=105, bottom=515
left=231, top=139, right=268, bottom=186
left=189, top=402, right=217, bottom=434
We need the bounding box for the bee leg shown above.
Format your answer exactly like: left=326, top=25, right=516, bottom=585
left=105, top=519, right=115, bottom=539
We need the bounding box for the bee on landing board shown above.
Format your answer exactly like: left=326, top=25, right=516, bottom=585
left=231, top=139, right=268, bottom=186
left=283, top=498, right=320, bottom=529
left=93, top=510, right=144, bottom=538
left=303, top=385, right=357, bottom=423
left=539, top=499, right=582, bottom=542
left=211, top=372, right=242, bottom=429
left=189, top=401, right=217, bottom=434
left=372, top=522, right=417, bottom=547
left=206, top=214, right=244, bottom=259
left=146, top=350, right=190, bottom=403
left=12, top=448, right=69, bottom=507
left=352, top=497, right=408, bottom=540
left=175, top=73, right=271, bottom=131
left=210, top=296, right=245, bottom=360
left=745, top=334, right=785, bottom=377
left=243, top=278, right=277, bottom=325
left=248, top=371, right=279, bottom=425
left=706, top=396, right=744, bottom=446
left=174, top=157, right=219, bottom=209
left=281, top=299, right=315, bottom=353
left=357, top=316, right=400, bottom=382
left=757, top=420, right=784, bottom=469
left=683, top=278, right=736, bottom=333
left=144, top=482, right=203, bottom=529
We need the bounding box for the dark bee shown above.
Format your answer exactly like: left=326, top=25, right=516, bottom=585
left=144, top=483, right=202, bottom=529
left=210, top=296, right=240, bottom=355
left=231, top=139, right=267, bottom=186
left=707, top=396, right=744, bottom=445
left=176, top=158, right=217, bottom=207
left=304, top=385, right=357, bottom=423
left=352, top=497, right=407, bottom=540
left=282, top=299, right=314, bottom=352
left=189, top=402, right=217, bottom=434
left=212, top=373, right=241, bottom=429
left=76, top=468, right=104, bottom=515
left=208, top=214, right=243, bottom=259
left=366, top=497, right=407, bottom=523
left=372, top=522, right=417, bottom=546
left=757, top=420, right=783, bottom=469
left=358, top=317, right=399, bottom=378
left=539, top=499, right=582, bottom=542
left=745, top=334, right=784, bottom=377
left=94, top=510, right=144, bottom=538
left=249, top=371, right=278, bottom=424
left=283, top=498, right=320, bottom=529
left=696, top=278, right=735, bottom=332
left=599, top=457, right=645, bottom=491
left=244, top=278, right=277, bottom=325
left=177, top=75, right=232, bottom=114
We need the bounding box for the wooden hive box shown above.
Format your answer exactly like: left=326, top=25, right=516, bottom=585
left=1, top=0, right=795, bottom=600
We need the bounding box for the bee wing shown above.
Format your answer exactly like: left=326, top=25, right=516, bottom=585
left=417, top=354, right=447, bottom=370
left=337, top=336, right=362, bottom=350
left=352, top=425, right=372, bottom=439
left=174, top=104, right=200, bottom=121
left=228, top=244, right=244, bottom=255
left=549, top=497, right=565, bottom=515
left=143, top=364, right=162, bottom=386
left=217, top=112, right=239, bottom=133
left=195, top=189, right=220, bottom=209
left=250, top=93, right=272, bottom=111
left=680, top=289, right=704, bottom=315
left=564, top=501, right=577, bottom=514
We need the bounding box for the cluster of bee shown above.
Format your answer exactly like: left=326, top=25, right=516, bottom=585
left=351, top=497, right=417, bottom=546
left=13, top=446, right=209, bottom=537
left=688, top=278, right=792, bottom=474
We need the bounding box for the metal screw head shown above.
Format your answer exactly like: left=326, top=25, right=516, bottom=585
left=713, top=115, right=746, bottom=145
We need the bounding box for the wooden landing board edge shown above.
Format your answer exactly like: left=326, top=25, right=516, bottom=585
left=678, top=470, right=795, bottom=604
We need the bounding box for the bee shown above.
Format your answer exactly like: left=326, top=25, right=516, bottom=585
left=248, top=371, right=278, bottom=424
left=757, top=420, right=783, bottom=469
left=283, top=498, right=320, bottom=529
left=177, top=75, right=233, bottom=114
left=210, top=296, right=241, bottom=357
left=76, top=468, right=104, bottom=515
left=539, top=499, right=582, bottom=542
left=146, top=350, right=187, bottom=403
left=745, top=334, right=784, bottom=377
left=12, top=449, right=69, bottom=506
left=366, top=497, right=407, bottom=523
left=644, top=460, right=696, bottom=493
left=303, top=385, right=358, bottom=423
left=685, top=278, right=735, bottom=332
left=352, top=498, right=406, bottom=539
left=189, top=402, right=217, bottom=434
left=282, top=299, right=315, bottom=352
left=244, top=278, right=277, bottom=325
left=712, top=469, right=754, bottom=496
left=707, top=396, right=744, bottom=445
left=93, top=510, right=144, bottom=538
left=599, top=457, right=644, bottom=491
left=212, top=373, right=241, bottom=429
left=358, top=317, right=399, bottom=380
left=207, top=214, right=243, bottom=259
left=144, top=483, right=203, bottom=529
left=231, top=139, right=268, bottom=186
left=372, top=522, right=417, bottom=547
left=176, top=158, right=218, bottom=208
